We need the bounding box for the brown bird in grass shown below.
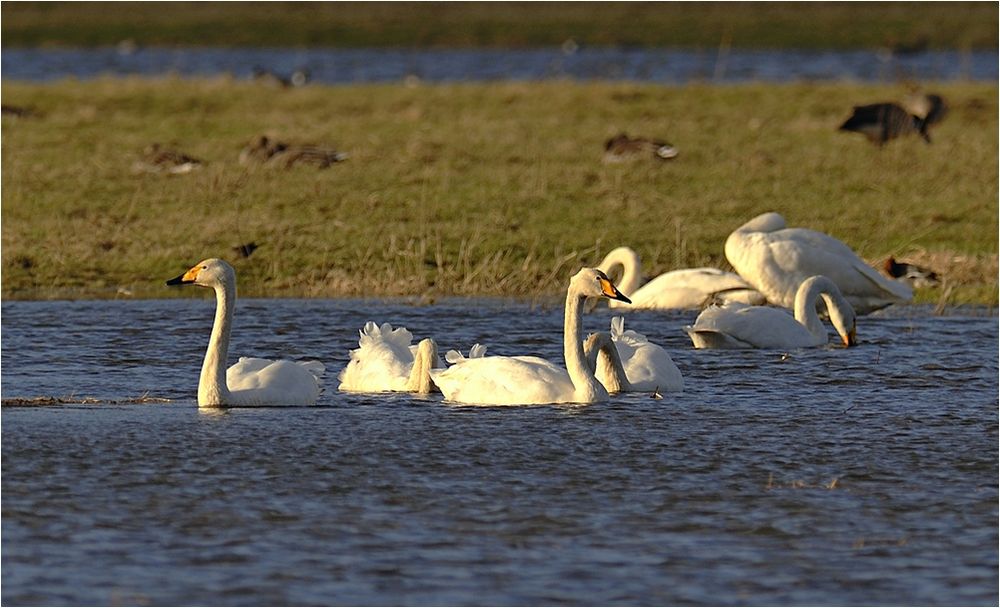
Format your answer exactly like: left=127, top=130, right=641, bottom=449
left=239, top=135, right=347, bottom=168
left=252, top=66, right=310, bottom=88
left=603, top=133, right=678, bottom=162
left=133, top=143, right=203, bottom=175
left=838, top=95, right=946, bottom=146
left=2, top=104, right=40, bottom=119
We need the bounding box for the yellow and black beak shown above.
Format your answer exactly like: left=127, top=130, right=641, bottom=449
left=599, top=276, right=631, bottom=304
left=165, top=265, right=200, bottom=286
left=842, top=325, right=857, bottom=347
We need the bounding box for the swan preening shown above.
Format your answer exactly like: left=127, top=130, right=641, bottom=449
left=430, top=267, right=632, bottom=405
left=166, top=258, right=324, bottom=406
left=597, top=246, right=765, bottom=310
left=724, top=212, right=912, bottom=315
left=685, top=275, right=857, bottom=349
left=585, top=316, right=684, bottom=393
left=338, top=322, right=441, bottom=393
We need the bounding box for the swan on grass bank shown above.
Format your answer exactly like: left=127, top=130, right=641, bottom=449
left=430, top=268, right=631, bottom=406
left=166, top=258, right=324, bottom=406
left=724, top=212, right=912, bottom=314
left=585, top=317, right=684, bottom=393
left=338, top=322, right=441, bottom=394
left=685, top=275, right=857, bottom=350
left=597, top=246, right=765, bottom=310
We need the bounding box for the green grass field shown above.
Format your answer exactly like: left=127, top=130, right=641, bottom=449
left=2, top=78, right=997, bottom=305
left=2, top=2, right=997, bottom=50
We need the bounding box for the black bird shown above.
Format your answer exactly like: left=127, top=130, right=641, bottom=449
left=233, top=242, right=260, bottom=258
left=905, top=92, right=948, bottom=128
left=883, top=257, right=940, bottom=288
left=839, top=103, right=930, bottom=145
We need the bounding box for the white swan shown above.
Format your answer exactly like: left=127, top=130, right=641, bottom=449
left=337, top=322, right=441, bottom=393
left=444, top=343, right=488, bottom=364
left=597, top=246, right=765, bottom=310
left=584, top=317, right=684, bottom=392
left=724, top=212, right=912, bottom=314
left=429, top=268, right=631, bottom=405
left=166, top=258, right=324, bottom=406
left=684, top=275, right=858, bottom=349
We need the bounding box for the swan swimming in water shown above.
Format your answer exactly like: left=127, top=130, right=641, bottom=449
left=430, top=268, right=631, bottom=405
left=606, top=316, right=683, bottom=392
left=597, top=246, right=765, bottom=310
left=684, top=275, right=857, bottom=349
left=338, top=322, right=441, bottom=393
left=724, top=212, right=912, bottom=314
left=166, top=258, right=324, bottom=406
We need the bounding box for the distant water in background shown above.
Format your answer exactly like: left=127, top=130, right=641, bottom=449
left=2, top=46, right=997, bottom=83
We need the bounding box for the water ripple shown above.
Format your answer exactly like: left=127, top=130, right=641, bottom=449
left=1, top=300, right=997, bottom=605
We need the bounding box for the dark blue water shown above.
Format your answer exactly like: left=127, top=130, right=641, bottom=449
left=2, top=47, right=997, bottom=83
left=2, top=299, right=998, bottom=605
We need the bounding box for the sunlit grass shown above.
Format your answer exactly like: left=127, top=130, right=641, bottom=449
left=2, top=78, right=996, bottom=304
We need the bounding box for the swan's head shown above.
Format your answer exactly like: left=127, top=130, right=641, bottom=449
left=831, top=307, right=858, bottom=347
left=166, top=258, right=235, bottom=289
left=571, top=268, right=631, bottom=303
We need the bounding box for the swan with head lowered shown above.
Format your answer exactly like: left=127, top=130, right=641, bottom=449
left=584, top=316, right=683, bottom=393
left=429, top=267, right=631, bottom=405
left=338, top=322, right=441, bottom=393
left=597, top=246, right=765, bottom=310
left=684, top=275, right=857, bottom=349
left=166, top=258, right=324, bottom=406
left=724, top=212, right=912, bottom=314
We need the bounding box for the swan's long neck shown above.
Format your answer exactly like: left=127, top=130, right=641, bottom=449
left=405, top=338, right=438, bottom=394
left=599, top=248, right=642, bottom=300
left=199, top=280, right=235, bottom=406
left=794, top=276, right=847, bottom=343
left=564, top=289, right=607, bottom=402
left=584, top=332, right=631, bottom=394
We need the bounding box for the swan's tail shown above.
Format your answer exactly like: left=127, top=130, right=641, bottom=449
left=445, top=343, right=488, bottom=364
left=358, top=321, right=414, bottom=349
left=298, top=360, right=326, bottom=380
left=610, top=316, right=649, bottom=346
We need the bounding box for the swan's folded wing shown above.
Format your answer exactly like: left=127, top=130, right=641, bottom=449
left=850, top=259, right=914, bottom=301
left=228, top=358, right=321, bottom=404
left=298, top=360, right=326, bottom=380
left=688, top=304, right=814, bottom=349
left=431, top=356, right=573, bottom=405
left=623, top=342, right=684, bottom=392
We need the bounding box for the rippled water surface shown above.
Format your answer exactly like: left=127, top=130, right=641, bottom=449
left=2, top=299, right=997, bottom=606
left=3, top=47, right=997, bottom=83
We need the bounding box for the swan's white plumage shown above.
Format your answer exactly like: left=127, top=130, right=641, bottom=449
left=724, top=212, right=912, bottom=314
left=599, top=316, right=683, bottom=392
left=225, top=357, right=325, bottom=405
left=166, top=258, right=324, bottom=406
left=337, top=322, right=441, bottom=393
left=430, top=267, right=631, bottom=406
left=597, top=246, right=764, bottom=309
left=445, top=344, right=488, bottom=364
left=685, top=275, right=857, bottom=349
